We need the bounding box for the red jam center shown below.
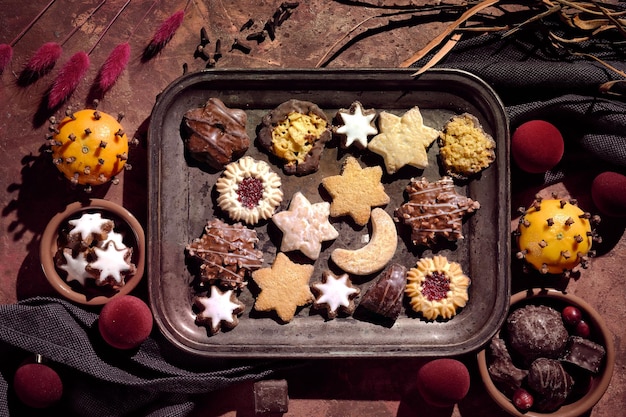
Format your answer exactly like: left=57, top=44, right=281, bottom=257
left=237, top=177, right=264, bottom=209
left=422, top=271, right=451, bottom=301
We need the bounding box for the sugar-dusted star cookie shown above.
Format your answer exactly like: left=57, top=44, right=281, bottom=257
left=321, top=156, right=390, bottom=226
left=311, top=270, right=360, bottom=320
left=86, top=243, right=136, bottom=289
left=194, top=286, right=245, bottom=335
left=251, top=253, right=315, bottom=322
left=333, top=101, right=378, bottom=149
left=272, top=192, right=339, bottom=260
left=367, top=106, right=440, bottom=174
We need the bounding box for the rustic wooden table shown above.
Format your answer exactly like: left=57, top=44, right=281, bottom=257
left=1, top=1, right=623, bottom=416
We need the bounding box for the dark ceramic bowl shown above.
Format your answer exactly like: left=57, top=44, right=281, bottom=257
left=40, top=199, right=145, bottom=306
left=477, top=288, right=615, bottom=417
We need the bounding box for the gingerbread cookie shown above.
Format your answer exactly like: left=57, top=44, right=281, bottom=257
left=183, top=98, right=250, bottom=170
left=194, top=286, right=245, bottom=335
left=405, top=255, right=470, bottom=321
left=311, top=271, right=360, bottom=320
left=215, top=156, right=283, bottom=225
left=333, top=101, right=377, bottom=149
left=321, top=156, right=390, bottom=226
left=439, top=113, right=496, bottom=179
left=395, top=176, right=480, bottom=247
left=257, top=99, right=331, bottom=175
left=367, top=107, right=440, bottom=174
left=251, top=253, right=314, bottom=323
left=186, top=218, right=263, bottom=290
left=272, top=192, right=339, bottom=260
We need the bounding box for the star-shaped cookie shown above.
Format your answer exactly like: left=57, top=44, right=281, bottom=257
left=334, top=101, right=378, bottom=149
left=321, top=156, right=390, bottom=226
left=272, top=192, right=339, bottom=260
left=367, top=107, right=440, bottom=174
left=194, top=286, right=245, bottom=335
left=311, top=270, right=360, bottom=320
left=251, top=252, right=315, bottom=322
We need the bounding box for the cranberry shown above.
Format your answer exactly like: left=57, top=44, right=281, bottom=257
left=575, top=320, right=591, bottom=338
left=562, top=305, right=582, bottom=326
left=512, top=387, right=534, bottom=411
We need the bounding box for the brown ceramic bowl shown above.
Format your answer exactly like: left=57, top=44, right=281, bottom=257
left=477, top=288, right=615, bottom=417
left=40, top=199, right=145, bottom=306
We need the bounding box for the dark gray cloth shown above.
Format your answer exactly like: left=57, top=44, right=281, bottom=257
left=0, top=297, right=296, bottom=416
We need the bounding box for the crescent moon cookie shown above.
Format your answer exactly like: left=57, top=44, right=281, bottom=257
left=271, top=192, right=339, bottom=260
left=251, top=252, right=315, bottom=323
left=438, top=113, right=496, bottom=179
left=330, top=208, right=397, bottom=275
left=367, top=106, right=440, bottom=174
left=311, top=271, right=360, bottom=320
left=405, top=255, right=470, bottom=321
left=321, top=156, right=390, bottom=227
left=257, top=99, right=332, bottom=175
left=395, top=176, right=480, bottom=247
left=216, top=156, right=283, bottom=225
left=194, top=286, right=245, bottom=335
left=333, top=101, right=378, bottom=149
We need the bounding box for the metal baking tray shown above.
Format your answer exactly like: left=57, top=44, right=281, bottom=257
left=147, top=68, right=510, bottom=358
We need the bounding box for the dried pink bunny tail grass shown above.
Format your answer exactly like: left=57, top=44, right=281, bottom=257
left=47, top=51, right=90, bottom=109
left=23, top=42, right=63, bottom=76
left=96, top=42, right=130, bottom=92
left=142, top=9, right=185, bottom=61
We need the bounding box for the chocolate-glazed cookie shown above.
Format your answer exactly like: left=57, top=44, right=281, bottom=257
left=257, top=99, right=331, bottom=175
left=506, top=304, right=569, bottom=365
left=527, top=358, right=574, bottom=412
left=183, top=98, right=250, bottom=169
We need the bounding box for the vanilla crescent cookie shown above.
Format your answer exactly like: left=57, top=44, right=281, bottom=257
left=216, top=156, right=283, bottom=225
left=405, top=255, right=470, bottom=321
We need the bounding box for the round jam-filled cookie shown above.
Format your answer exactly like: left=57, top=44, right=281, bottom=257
left=183, top=98, right=250, bottom=170
left=438, top=113, right=496, bottom=179
left=216, top=156, right=283, bottom=225
left=257, top=99, right=331, bottom=175
left=405, top=255, right=470, bottom=321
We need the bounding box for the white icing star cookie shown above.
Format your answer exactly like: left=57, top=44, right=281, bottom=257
left=58, top=249, right=91, bottom=285
left=368, top=107, right=440, bottom=174
left=87, top=243, right=135, bottom=288
left=272, top=192, right=339, bottom=260
left=100, top=231, right=126, bottom=250
left=68, top=212, right=114, bottom=245
left=334, top=101, right=377, bottom=149
left=312, top=271, right=360, bottom=319
left=194, top=286, right=245, bottom=335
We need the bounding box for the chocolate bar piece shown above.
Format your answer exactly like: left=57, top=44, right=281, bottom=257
left=561, top=336, right=606, bottom=373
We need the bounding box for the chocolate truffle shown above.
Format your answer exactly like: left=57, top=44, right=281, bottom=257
left=506, top=304, right=569, bottom=365
left=527, top=358, right=574, bottom=412
left=257, top=99, right=331, bottom=175
left=183, top=98, right=250, bottom=169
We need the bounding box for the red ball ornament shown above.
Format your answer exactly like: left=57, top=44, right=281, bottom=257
left=99, top=295, right=153, bottom=350
left=592, top=171, right=626, bottom=218
left=511, top=120, right=564, bottom=173
left=13, top=363, right=63, bottom=408
left=416, top=358, right=470, bottom=407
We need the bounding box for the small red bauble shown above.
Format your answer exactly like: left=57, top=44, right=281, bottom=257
left=98, top=295, right=153, bottom=349
left=511, top=120, right=564, bottom=173
left=591, top=171, right=626, bottom=218
left=13, top=363, right=63, bottom=408
left=416, top=358, right=470, bottom=407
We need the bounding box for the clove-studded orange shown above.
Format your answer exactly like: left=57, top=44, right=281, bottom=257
left=50, top=109, right=129, bottom=187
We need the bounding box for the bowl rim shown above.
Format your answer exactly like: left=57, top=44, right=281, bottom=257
left=39, top=199, right=146, bottom=306
left=477, top=287, right=616, bottom=417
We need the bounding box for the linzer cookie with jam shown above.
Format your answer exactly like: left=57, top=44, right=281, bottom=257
left=183, top=98, right=250, bottom=170
left=257, top=99, right=331, bottom=175
left=395, top=176, right=480, bottom=247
